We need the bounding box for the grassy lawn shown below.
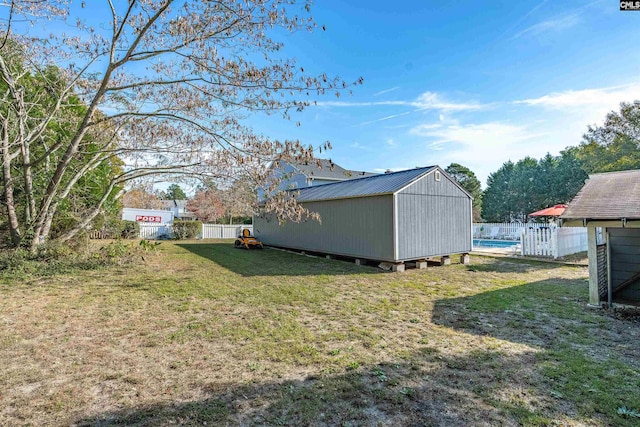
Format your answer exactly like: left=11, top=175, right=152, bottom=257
left=1, top=240, right=639, bottom=426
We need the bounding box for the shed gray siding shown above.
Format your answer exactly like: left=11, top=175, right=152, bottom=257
left=254, top=195, right=395, bottom=261
left=608, top=228, right=640, bottom=302
left=396, top=171, right=472, bottom=260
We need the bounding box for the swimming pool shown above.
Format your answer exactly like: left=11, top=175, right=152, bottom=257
left=473, top=239, right=519, bottom=248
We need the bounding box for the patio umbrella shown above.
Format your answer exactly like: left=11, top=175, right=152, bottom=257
left=528, top=204, right=568, bottom=217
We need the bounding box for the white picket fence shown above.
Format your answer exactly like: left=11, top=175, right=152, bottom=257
left=520, top=226, right=587, bottom=258
left=473, top=222, right=545, bottom=240
left=139, top=222, right=173, bottom=239
left=138, top=223, right=253, bottom=240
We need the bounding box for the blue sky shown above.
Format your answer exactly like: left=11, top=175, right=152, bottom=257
left=250, top=0, right=640, bottom=186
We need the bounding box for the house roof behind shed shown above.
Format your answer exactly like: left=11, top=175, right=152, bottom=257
left=293, top=166, right=436, bottom=202
left=561, top=169, right=640, bottom=220
left=292, top=159, right=377, bottom=181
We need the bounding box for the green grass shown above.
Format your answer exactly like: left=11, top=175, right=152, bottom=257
left=0, top=240, right=638, bottom=426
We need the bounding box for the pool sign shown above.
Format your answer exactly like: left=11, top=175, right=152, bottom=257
left=135, top=215, right=162, bottom=223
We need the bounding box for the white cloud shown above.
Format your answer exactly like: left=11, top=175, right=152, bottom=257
left=373, top=86, right=400, bottom=97
left=409, top=120, right=552, bottom=185
left=317, top=91, right=485, bottom=113
left=509, top=0, right=606, bottom=40
left=342, top=81, right=640, bottom=186
left=412, top=91, right=484, bottom=112
left=511, top=13, right=580, bottom=40
left=411, top=121, right=539, bottom=148
left=516, top=83, right=640, bottom=111
left=355, top=110, right=417, bottom=127
left=514, top=81, right=640, bottom=139
left=317, top=100, right=409, bottom=107
left=500, top=0, right=550, bottom=39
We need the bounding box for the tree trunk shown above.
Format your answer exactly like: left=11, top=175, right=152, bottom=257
left=16, top=88, right=36, bottom=223
left=2, top=127, right=21, bottom=246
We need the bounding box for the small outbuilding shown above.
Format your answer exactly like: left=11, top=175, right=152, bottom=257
left=561, top=169, right=640, bottom=306
left=254, top=166, right=473, bottom=270
left=122, top=207, right=174, bottom=224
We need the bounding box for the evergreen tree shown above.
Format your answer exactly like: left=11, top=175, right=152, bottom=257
left=445, top=163, right=483, bottom=221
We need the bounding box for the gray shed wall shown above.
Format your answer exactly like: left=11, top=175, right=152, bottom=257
left=254, top=195, right=395, bottom=261
left=608, top=227, right=640, bottom=302
left=396, top=171, right=473, bottom=260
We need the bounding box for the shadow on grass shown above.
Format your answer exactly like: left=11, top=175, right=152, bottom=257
left=176, top=242, right=383, bottom=277
left=432, top=278, right=591, bottom=348
left=67, top=274, right=640, bottom=426
left=431, top=278, right=640, bottom=426
left=74, top=350, right=558, bottom=427
left=465, top=257, right=572, bottom=274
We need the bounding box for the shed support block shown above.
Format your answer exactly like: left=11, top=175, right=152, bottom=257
left=416, top=260, right=428, bottom=270
left=460, top=253, right=470, bottom=265
left=355, top=259, right=363, bottom=266
left=326, top=255, right=333, bottom=260
left=392, top=263, right=405, bottom=272
left=440, top=256, right=451, bottom=266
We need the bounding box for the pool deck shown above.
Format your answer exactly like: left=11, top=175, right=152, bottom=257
left=472, top=246, right=521, bottom=256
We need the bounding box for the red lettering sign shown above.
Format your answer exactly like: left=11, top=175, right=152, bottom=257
left=135, top=215, right=162, bottom=223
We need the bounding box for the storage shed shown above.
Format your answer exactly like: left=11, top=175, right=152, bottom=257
left=561, top=169, right=640, bottom=306
left=254, top=166, right=473, bottom=270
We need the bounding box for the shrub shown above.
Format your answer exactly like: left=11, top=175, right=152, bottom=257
left=90, top=219, right=139, bottom=239
left=0, top=238, right=159, bottom=279
left=172, top=220, right=202, bottom=240
left=120, top=220, right=140, bottom=239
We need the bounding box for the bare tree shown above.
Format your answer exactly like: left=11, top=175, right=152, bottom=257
left=122, top=188, right=164, bottom=210
left=188, top=178, right=255, bottom=223
left=0, top=0, right=360, bottom=248
left=186, top=189, right=225, bottom=223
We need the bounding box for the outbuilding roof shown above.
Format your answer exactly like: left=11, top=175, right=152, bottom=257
left=292, top=166, right=437, bottom=202
left=561, top=169, right=640, bottom=220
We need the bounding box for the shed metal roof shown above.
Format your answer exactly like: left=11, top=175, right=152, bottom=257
left=292, top=166, right=436, bottom=202
left=561, top=169, right=640, bottom=220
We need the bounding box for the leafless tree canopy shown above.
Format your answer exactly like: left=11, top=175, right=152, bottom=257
left=0, top=0, right=360, bottom=248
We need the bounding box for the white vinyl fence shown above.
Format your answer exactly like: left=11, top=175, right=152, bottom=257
left=473, top=223, right=545, bottom=240
left=520, top=226, right=587, bottom=258
left=201, top=224, right=253, bottom=239
left=138, top=223, right=253, bottom=240
left=139, top=222, right=173, bottom=239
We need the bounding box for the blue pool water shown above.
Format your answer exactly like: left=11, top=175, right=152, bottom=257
left=473, top=239, right=519, bottom=248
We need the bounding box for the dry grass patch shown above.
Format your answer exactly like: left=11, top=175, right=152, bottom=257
left=1, top=240, right=639, bottom=426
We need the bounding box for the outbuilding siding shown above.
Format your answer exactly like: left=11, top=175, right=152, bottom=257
left=396, top=171, right=472, bottom=260
left=255, top=166, right=473, bottom=263
left=254, top=195, right=395, bottom=261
